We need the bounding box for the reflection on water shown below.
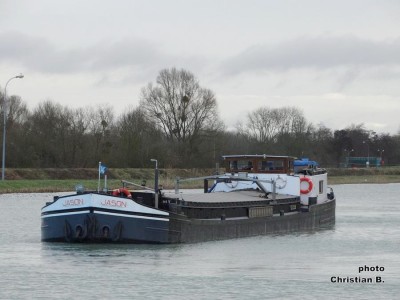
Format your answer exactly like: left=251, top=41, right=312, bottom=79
left=1, top=185, right=400, bottom=299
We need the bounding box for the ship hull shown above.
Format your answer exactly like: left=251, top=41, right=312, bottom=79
left=41, top=193, right=335, bottom=244
left=41, top=209, right=170, bottom=243
left=169, top=198, right=335, bottom=243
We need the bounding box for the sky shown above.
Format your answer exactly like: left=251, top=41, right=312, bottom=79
left=1, top=0, right=400, bottom=134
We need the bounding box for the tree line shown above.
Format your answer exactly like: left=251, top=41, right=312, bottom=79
left=1, top=67, right=399, bottom=169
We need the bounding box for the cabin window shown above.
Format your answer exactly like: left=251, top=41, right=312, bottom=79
left=257, top=160, right=284, bottom=171
left=230, top=160, right=253, bottom=171
left=319, top=180, right=324, bottom=194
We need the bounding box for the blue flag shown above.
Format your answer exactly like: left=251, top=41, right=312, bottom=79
left=99, top=163, right=107, bottom=175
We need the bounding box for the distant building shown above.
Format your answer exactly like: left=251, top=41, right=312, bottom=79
left=345, top=157, right=381, bottom=168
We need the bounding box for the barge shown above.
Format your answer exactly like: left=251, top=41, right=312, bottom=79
left=41, top=155, right=335, bottom=243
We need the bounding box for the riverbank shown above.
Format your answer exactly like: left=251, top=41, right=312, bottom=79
left=0, top=167, right=399, bottom=193
left=0, top=168, right=215, bottom=193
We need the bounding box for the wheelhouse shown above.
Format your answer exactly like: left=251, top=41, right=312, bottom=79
left=223, top=155, right=295, bottom=175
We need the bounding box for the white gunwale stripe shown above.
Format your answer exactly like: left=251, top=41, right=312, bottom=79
left=95, top=211, right=169, bottom=222
left=41, top=210, right=169, bottom=222
left=41, top=210, right=91, bottom=218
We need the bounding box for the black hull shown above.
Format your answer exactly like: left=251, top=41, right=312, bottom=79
left=41, top=209, right=170, bottom=243
left=41, top=199, right=335, bottom=244
left=169, top=198, right=335, bottom=243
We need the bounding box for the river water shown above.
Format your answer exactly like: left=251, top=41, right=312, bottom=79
left=0, top=184, right=399, bottom=299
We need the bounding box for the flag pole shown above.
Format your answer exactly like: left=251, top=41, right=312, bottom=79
left=98, top=161, right=101, bottom=192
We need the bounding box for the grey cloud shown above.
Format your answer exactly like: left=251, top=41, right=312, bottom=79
left=0, top=31, right=88, bottom=73
left=0, top=31, right=170, bottom=74
left=221, top=36, right=400, bottom=75
left=89, top=39, right=163, bottom=71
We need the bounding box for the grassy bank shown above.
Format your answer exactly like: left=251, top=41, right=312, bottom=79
left=327, top=166, right=400, bottom=184
left=0, top=167, right=400, bottom=193
left=0, top=168, right=217, bottom=193
left=328, top=175, right=400, bottom=185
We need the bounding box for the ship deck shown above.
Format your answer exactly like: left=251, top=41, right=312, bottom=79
left=163, top=190, right=299, bottom=207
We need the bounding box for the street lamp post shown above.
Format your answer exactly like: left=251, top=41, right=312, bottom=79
left=363, top=140, right=370, bottom=168
left=2, top=74, right=24, bottom=180
left=344, top=149, right=354, bottom=168
left=150, top=159, right=159, bottom=208
left=377, top=149, right=384, bottom=166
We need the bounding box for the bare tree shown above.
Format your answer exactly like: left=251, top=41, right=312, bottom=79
left=140, top=68, right=222, bottom=144
left=116, top=107, right=162, bottom=166
left=139, top=68, right=223, bottom=166
left=242, top=107, right=278, bottom=142
left=240, top=106, right=310, bottom=143
left=68, top=107, right=91, bottom=166
left=1, top=95, right=30, bottom=127
left=27, top=101, right=67, bottom=166
left=87, top=105, right=115, bottom=164
left=0, top=93, right=31, bottom=167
